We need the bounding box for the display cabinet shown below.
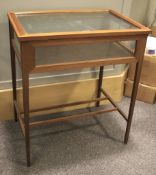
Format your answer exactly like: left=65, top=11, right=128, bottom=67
left=8, top=9, right=151, bottom=166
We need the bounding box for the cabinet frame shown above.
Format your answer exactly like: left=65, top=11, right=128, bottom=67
left=8, top=9, right=151, bottom=166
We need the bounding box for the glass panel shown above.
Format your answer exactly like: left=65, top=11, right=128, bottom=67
left=14, top=33, right=20, bottom=53
left=17, top=12, right=138, bottom=34
left=119, top=40, right=136, bottom=53
left=35, top=41, right=134, bottom=65
left=28, top=65, right=126, bottom=87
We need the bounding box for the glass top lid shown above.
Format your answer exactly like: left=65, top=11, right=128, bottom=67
left=16, top=11, right=138, bottom=34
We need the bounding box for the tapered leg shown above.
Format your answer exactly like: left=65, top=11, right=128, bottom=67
left=96, top=66, right=104, bottom=107
left=22, top=73, right=30, bottom=166
left=9, top=22, right=17, bottom=121
left=124, top=38, right=147, bottom=144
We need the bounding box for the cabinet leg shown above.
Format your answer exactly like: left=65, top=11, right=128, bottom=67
left=22, top=74, right=31, bottom=166
left=9, top=22, right=17, bottom=122
left=96, top=66, right=104, bottom=107
left=124, top=62, right=140, bottom=144
left=124, top=38, right=146, bottom=144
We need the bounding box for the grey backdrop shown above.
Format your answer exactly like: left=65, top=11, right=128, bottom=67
left=0, top=0, right=148, bottom=89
